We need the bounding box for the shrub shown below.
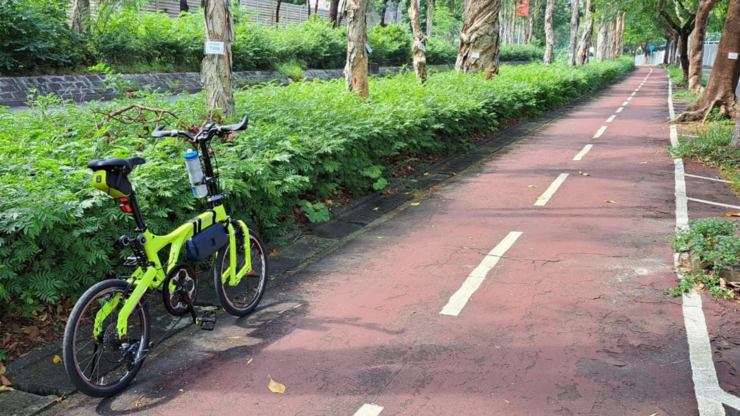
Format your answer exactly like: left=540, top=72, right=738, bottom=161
left=0, top=0, right=91, bottom=75
left=0, top=58, right=634, bottom=315
left=499, top=44, right=545, bottom=62
left=367, top=24, right=412, bottom=66
left=271, top=17, right=347, bottom=69
left=426, top=37, right=458, bottom=65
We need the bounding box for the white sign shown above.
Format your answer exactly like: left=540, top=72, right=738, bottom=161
left=471, top=52, right=480, bottom=59
left=205, top=41, right=225, bottom=55
left=365, top=43, right=373, bottom=54
left=418, top=42, right=426, bottom=53
left=729, top=52, right=739, bottom=60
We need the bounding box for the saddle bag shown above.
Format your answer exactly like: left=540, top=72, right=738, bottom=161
left=91, top=169, right=132, bottom=198
left=185, top=222, right=229, bottom=262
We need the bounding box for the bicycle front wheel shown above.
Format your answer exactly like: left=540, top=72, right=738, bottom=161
left=214, top=229, right=267, bottom=316
left=62, top=279, right=151, bottom=397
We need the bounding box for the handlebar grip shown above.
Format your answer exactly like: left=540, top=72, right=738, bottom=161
left=219, top=116, right=248, bottom=133
left=151, top=125, right=176, bottom=138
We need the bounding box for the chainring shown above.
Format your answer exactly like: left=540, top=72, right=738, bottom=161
left=162, top=264, right=199, bottom=317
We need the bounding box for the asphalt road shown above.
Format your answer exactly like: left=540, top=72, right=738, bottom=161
left=48, top=68, right=740, bottom=416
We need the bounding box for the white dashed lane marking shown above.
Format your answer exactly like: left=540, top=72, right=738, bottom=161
left=440, top=232, right=523, bottom=317
left=573, top=144, right=593, bottom=161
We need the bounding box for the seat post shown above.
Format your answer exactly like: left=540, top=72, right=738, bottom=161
left=128, top=193, right=147, bottom=232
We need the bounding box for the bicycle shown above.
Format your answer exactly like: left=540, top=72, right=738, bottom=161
left=62, top=116, right=268, bottom=397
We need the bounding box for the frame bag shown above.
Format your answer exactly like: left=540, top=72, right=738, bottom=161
left=185, top=222, right=229, bottom=262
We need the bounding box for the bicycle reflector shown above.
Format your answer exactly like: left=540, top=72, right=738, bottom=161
left=118, top=197, right=133, bottom=213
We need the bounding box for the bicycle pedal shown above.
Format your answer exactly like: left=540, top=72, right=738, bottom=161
left=199, top=311, right=217, bottom=331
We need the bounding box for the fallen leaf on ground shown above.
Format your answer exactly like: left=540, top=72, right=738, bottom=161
left=229, top=336, right=241, bottom=339
left=528, top=185, right=537, bottom=188
left=246, top=357, right=253, bottom=365
left=726, top=212, right=740, bottom=217
left=447, top=171, right=456, bottom=176
left=1, top=376, right=10, bottom=386
left=377, top=236, right=384, bottom=239
left=268, top=249, right=279, bottom=257
left=579, top=171, right=590, bottom=176
left=535, top=197, right=545, bottom=200
left=293, top=304, right=302, bottom=309
left=53, top=355, right=62, bottom=364
left=503, top=399, right=509, bottom=403
left=372, top=207, right=379, bottom=211
left=56, top=394, right=66, bottom=403
left=410, top=202, right=420, bottom=206
left=0, top=386, right=13, bottom=393
left=649, top=413, right=657, bottom=416
left=268, top=375, right=286, bottom=394
left=0, top=362, right=5, bottom=376
left=640, top=162, right=648, bottom=164
left=22, top=326, right=40, bottom=339
left=604, top=200, right=617, bottom=204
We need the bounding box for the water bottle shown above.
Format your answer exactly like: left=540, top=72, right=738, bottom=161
left=184, top=150, right=208, bottom=198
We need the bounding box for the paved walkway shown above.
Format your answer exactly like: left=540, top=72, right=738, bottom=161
left=46, top=68, right=740, bottom=416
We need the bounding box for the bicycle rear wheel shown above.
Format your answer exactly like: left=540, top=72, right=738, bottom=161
left=62, top=279, right=150, bottom=397
left=214, top=228, right=267, bottom=316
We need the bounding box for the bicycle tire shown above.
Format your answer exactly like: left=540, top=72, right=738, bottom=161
left=62, top=279, right=151, bottom=397
left=214, top=229, right=267, bottom=316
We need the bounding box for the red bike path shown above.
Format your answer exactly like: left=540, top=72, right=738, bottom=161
left=55, top=67, right=735, bottom=416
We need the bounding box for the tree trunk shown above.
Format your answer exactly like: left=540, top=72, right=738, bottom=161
left=409, top=0, right=428, bottom=83
left=72, top=0, right=90, bottom=34
left=336, top=0, right=347, bottom=26
left=455, top=0, right=502, bottom=79
left=609, top=16, right=620, bottom=59
left=329, top=0, right=340, bottom=26
left=689, top=0, right=719, bottom=92
left=344, top=0, right=369, bottom=97
left=315, top=0, right=319, bottom=14
left=618, top=13, right=625, bottom=56
left=658, top=0, right=696, bottom=82
left=567, top=0, right=580, bottom=66
left=527, top=0, right=536, bottom=44
left=180, top=0, right=190, bottom=13
left=543, top=0, right=554, bottom=65
left=730, top=112, right=740, bottom=147
left=678, top=31, right=690, bottom=76
left=307, top=0, right=311, bottom=17
left=276, top=0, right=282, bottom=23
left=201, top=0, right=235, bottom=116
left=678, top=0, right=740, bottom=124
left=426, top=0, right=434, bottom=37
left=576, top=0, right=594, bottom=65
left=596, top=15, right=609, bottom=62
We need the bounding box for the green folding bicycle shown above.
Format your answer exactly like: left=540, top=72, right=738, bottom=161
left=62, top=116, right=267, bottom=397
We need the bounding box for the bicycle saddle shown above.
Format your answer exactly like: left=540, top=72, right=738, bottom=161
left=87, top=157, right=146, bottom=171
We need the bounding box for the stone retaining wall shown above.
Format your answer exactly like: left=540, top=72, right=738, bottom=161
left=0, top=64, right=471, bottom=108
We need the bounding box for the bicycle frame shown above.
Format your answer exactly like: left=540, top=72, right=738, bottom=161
left=92, top=207, right=254, bottom=339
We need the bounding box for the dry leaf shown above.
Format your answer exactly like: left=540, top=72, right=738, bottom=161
left=268, top=249, right=279, bottom=257
left=229, top=336, right=241, bottom=339
left=640, top=162, right=648, bottom=164
left=410, top=202, right=420, bottom=206
left=372, top=207, right=379, bottom=211
left=535, top=197, right=545, bottom=200
left=1, top=376, right=10, bottom=386
left=578, top=171, right=590, bottom=176
left=53, top=355, right=62, bottom=364
left=648, top=414, right=657, bottom=416
left=0, top=386, right=13, bottom=393
left=528, top=185, right=537, bottom=188
left=447, top=171, right=457, bottom=176
left=377, top=236, right=384, bottom=239
left=292, top=304, right=302, bottom=309
left=726, top=212, right=740, bottom=217
left=0, top=362, right=5, bottom=376
left=268, top=375, right=286, bottom=394
left=604, top=200, right=617, bottom=204
left=22, top=326, right=40, bottom=339
left=39, top=313, right=48, bottom=322
left=503, top=399, right=509, bottom=403
left=246, top=357, right=253, bottom=365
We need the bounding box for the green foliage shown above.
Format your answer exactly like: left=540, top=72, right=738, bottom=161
left=0, top=0, right=91, bottom=74
left=426, top=38, right=458, bottom=65
left=668, top=218, right=739, bottom=268
left=666, top=218, right=740, bottom=298
left=275, top=60, right=303, bottom=81
left=499, top=44, right=546, bottom=62
left=271, top=17, right=347, bottom=70
left=368, top=24, right=412, bottom=66
left=671, top=123, right=739, bottom=172
left=0, top=58, right=634, bottom=315
left=299, top=200, right=330, bottom=223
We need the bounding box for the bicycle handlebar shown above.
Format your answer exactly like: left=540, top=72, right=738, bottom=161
left=151, top=116, right=248, bottom=141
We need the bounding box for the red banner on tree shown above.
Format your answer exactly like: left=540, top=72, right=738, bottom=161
left=516, top=0, right=529, bottom=17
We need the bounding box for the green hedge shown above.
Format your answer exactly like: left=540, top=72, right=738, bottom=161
left=0, top=58, right=634, bottom=315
